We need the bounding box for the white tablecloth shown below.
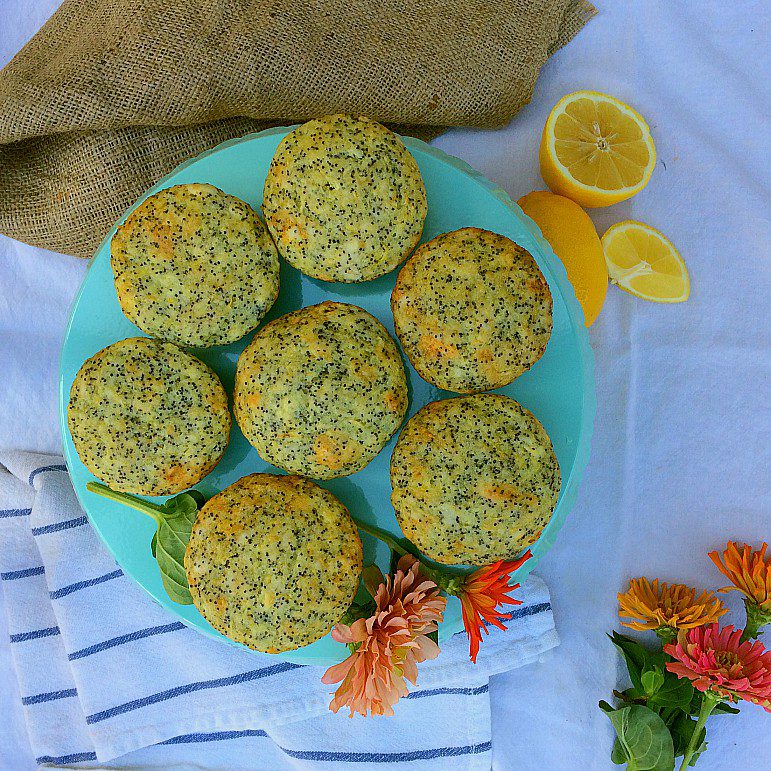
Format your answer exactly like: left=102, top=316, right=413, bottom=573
left=1, top=1, right=769, bottom=768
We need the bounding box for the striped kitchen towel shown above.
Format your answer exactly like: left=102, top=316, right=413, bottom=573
left=0, top=452, right=559, bottom=769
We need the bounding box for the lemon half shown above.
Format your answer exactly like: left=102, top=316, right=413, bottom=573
left=517, top=190, right=607, bottom=326
left=540, top=91, right=656, bottom=208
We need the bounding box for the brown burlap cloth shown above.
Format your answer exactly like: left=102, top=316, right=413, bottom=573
left=0, top=0, right=595, bottom=258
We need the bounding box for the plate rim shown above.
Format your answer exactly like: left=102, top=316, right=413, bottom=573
left=58, top=123, right=596, bottom=662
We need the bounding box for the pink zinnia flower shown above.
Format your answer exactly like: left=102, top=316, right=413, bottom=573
left=322, top=554, right=446, bottom=717
left=664, top=623, right=771, bottom=711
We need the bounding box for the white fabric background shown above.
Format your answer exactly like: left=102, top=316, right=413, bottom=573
left=1, top=1, right=769, bottom=768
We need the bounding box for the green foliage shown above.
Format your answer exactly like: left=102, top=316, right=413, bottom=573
left=667, top=711, right=707, bottom=766
left=601, top=629, right=741, bottom=769
left=603, top=704, right=675, bottom=770
left=152, top=491, right=200, bottom=604
left=87, top=482, right=204, bottom=605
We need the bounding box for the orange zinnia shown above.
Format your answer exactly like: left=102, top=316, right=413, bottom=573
left=618, top=578, right=726, bottom=638
left=457, top=551, right=532, bottom=663
left=709, top=541, right=771, bottom=641
left=321, top=554, right=446, bottom=717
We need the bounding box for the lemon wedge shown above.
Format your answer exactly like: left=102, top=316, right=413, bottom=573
left=540, top=91, right=656, bottom=208
left=602, top=221, right=689, bottom=303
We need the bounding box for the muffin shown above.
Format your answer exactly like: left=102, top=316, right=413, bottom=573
left=391, top=227, right=553, bottom=393
left=111, top=183, right=280, bottom=347
left=390, top=394, right=560, bottom=566
left=263, top=114, right=427, bottom=282
left=185, top=474, right=363, bottom=652
left=234, top=301, right=407, bottom=479
left=67, top=337, right=230, bottom=495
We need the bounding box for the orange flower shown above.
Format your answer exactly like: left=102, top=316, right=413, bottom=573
left=321, top=554, right=446, bottom=717
left=618, top=578, right=726, bottom=636
left=457, top=551, right=532, bottom=663
left=709, top=541, right=771, bottom=612
left=664, top=624, right=771, bottom=711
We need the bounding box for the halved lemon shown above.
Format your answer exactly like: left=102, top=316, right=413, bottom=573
left=602, top=221, right=689, bottom=303
left=540, top=91, right=656, bottom=208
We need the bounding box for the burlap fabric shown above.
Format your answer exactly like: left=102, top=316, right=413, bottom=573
left=0, top=0, right=595, bottom=258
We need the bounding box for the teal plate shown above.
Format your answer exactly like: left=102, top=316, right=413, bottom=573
left=59, top=127, right=595, bottom=666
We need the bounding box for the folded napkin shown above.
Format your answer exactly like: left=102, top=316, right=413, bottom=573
left=0, top=0, right=595, bottom=258
left=0, top=451, right=559, bottom=768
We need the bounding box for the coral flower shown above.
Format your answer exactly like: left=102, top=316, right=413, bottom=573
left=321, top=554, right=446, bottom=717
left=664, top=624, right=771, bottom=711
left=709, top=542, right=771, bottom=638
left=618, top=577, right=726, bottom=637
left=457, top=551, right=532, bottom=663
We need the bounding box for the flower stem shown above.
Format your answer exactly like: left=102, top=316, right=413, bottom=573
left=740, top=598, right=771, bottom=643
left=679, top=692, right=720, bottom=770
left=349, top=516, right=411, bottom=557
left=86, top=482, right=164, bottom=523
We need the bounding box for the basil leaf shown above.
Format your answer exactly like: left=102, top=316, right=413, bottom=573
left=604, top=705, right=675, bottom=771
left=87, top=483, right=203, bottom=606
left=153, top=492, right=201, bottom=604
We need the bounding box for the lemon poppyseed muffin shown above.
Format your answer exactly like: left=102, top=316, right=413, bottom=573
left=185, top=474, right=363, bottom=653
left=67, top=337, right=230, bottom=495
left=234, top=302, right=408, bottom=479
left=111, top=183, right=280, bottom=347
left=391, top=228, right=553, bottom=394
left=263, top=114, right=427, bottom=282
left=390, top=394, right=560, bottom=566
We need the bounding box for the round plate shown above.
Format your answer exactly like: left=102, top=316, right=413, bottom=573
left=59, top=127, right=595, bottom=666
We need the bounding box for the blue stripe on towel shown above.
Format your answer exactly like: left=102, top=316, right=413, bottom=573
left=406, top=684, right=488, bottom=700
left=28, top=464, right=68, bottom=486
left=32, top=516, right=88, bottom=536
left=22, top=688, right=78, bottom=705
left=508, top=602, right=551, bottom=620
left=69, top=622, right=186, bottom=660
left=1, top=565, right=45, bottom=580
left=35, top=751, right=97, bottom=765
left=160, top=729, right=269, bottom=745
left=10, top=626, right=61, bottom=643
left=0, top=507, right=32, bottom=518
left=50, top=569, right=123, bottom=599
left=281, top=741, right=493, bottom=762
left=86, top=662, right=302, bottom=723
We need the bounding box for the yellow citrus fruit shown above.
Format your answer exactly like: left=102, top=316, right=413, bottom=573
left=601, top=221, right=689, bottom=303
left=539, top=90, right=656, bottom=208
left=517, top=190, right=607, bottom=326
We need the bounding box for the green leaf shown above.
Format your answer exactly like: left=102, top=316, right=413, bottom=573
left=668, top=711, right=707, bottom=764
left=712, top=701, right=740, bottom=715
left=604, top=705, right=675, bottom=771
left=610, top=632, right=653, bottom=692
left=642, top=669, right=665, bottom=697
left=648, top=671, right=694, bottom=711
left=361, top=564, right=385, bottom=597
left=611, top=737, right=628, bottom=765
left=154, top=492, right=201, bottom=604
left=87, top=483, right=203, bottom=605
